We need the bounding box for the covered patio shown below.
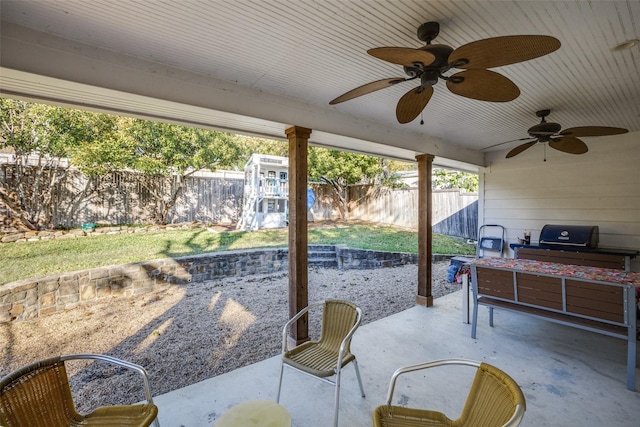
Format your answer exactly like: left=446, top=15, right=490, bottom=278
left=153, top=290, right=639, bottom=427
left=1, top=2, right=638, bottom=425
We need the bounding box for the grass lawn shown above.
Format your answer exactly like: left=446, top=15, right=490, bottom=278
left=0, top=223, right=476, bottom=285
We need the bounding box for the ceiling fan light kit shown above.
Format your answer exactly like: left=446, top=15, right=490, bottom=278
left=329, top=21, right=561, bottom=124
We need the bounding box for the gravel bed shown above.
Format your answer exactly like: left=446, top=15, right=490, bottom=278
left=0, top=261, right=459, bottom=413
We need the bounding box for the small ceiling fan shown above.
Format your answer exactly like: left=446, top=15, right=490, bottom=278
left=329, top=22, right=560, bottom=124
left=499, top=109, right=629, bottom=158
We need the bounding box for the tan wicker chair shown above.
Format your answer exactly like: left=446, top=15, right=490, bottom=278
left=0, top=353, right=160, bottom=427
left=276, top=299, right=366, bottom=427
left=373, top=359, right=526, bottom=427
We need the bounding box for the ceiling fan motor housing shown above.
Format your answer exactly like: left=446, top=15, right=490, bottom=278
left=421, top=44, right=454, bottom=68
left=528, top=109, right=560, bottom=137
left=528, top=121, right=562, bottom=138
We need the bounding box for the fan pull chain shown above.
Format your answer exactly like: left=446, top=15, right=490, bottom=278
left=544, top=143, right=547, bottom=162
left=420, top=111, right=424, bottom=125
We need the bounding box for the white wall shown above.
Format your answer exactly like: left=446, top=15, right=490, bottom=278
left=479, top=131, right=640, bottom=271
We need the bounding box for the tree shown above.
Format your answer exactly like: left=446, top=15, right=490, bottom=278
left=72, top=118, right=243, bottom=224
left=1, top=98, right=245, bottom=228
left=0, top=99, right=115, bottom=229
left=129, top=120, right=243, bottom=224
left=307, top=147, right=384, bottom=218
left=433, top=168, right=479, bottom=192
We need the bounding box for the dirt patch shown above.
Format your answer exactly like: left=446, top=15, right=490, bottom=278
left=0, top=261, right=459, bottom=413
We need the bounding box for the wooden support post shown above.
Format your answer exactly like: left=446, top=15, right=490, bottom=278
left=285, top=126, right=312, bottom=344
left=415, top=154, right=434, bottom=307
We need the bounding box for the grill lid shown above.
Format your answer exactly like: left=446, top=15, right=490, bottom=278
left=539, top=225, right=599, bottom=248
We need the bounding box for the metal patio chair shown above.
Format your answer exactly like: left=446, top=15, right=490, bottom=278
left=373, top=359, right=526, bottom=427
left=0, top=353, right=159, bottom=427
left=276, top=299, right=366, bottom=427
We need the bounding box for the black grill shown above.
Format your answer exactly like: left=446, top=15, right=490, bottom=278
left=539, top=224, right=599, bottom=248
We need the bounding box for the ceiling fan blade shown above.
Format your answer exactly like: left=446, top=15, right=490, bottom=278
left=368, top=47, right=436, bottom=67
left=506, top=141, right=538, bottom=158
left=549, top=136, right=589, bottom=154
left=559, top=126, right=629, bottom=137
left=449, top=35, right=560, bottom=69
left=396, top=86, right=434, bottom=124
left=329, top=78, right=406, bottom=105
left=446, top=70, right=520, bottom=102
left=482, top=137, right=534, bottom=151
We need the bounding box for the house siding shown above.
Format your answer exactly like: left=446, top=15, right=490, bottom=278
left=479, top=131, right=640, bottom=271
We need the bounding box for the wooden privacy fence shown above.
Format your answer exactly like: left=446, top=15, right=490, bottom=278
left=1, top=165, right=477, bottom=238
left=74, top=171, right=244, bottom=226
left=0, top=165, right=245, bottom=231
left=346, top=185, right=478, bottom=239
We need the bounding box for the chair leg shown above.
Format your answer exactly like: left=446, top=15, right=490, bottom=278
left=471, top=299, right=479, bottom=338
left=333, top=366, right=342, bottom=427
left=276, top=361, right=285, bottom=402
left=353, top=360, right=365, bottom=397
left=332, top=360, right=365, bottom=427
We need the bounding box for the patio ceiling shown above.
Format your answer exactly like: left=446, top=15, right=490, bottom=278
left=1, top=1, right=639, bottom=170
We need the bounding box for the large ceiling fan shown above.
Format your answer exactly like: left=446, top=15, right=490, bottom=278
left=329, top=22, right=561, bottom=124
left=501, top=109, right=629, bottom=158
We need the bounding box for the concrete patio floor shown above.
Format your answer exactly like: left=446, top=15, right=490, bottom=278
left=153, top=290, right=640, bottom=427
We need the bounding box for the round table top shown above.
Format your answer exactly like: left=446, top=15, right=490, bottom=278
left=214, top=399, right=291, bottom=427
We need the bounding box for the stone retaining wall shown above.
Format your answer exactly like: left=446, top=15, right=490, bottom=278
left=0, top=246, right=452, bottom=323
